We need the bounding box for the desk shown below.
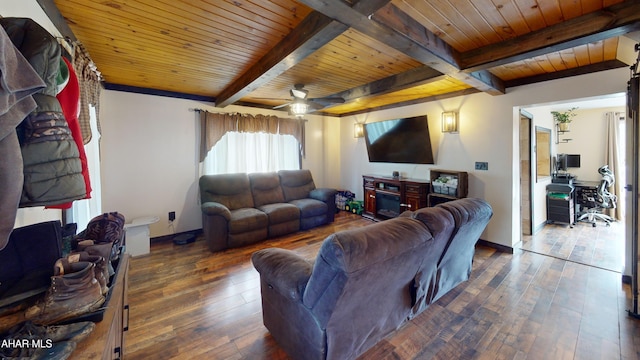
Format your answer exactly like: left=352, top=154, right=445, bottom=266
left=573, top=180, right=600, bottom=216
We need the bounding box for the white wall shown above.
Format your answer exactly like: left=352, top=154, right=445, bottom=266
left=339, top=68, right=630, bottom=249
left=99, top=91, right=329, bottom=238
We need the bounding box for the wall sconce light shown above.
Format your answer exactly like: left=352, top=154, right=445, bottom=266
left=441, top=111, right=459, bottom=133
left=354, top=123, right=364, bottom=138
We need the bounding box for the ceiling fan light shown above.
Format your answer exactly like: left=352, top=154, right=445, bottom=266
left=290, top=100, right=309, bottom=117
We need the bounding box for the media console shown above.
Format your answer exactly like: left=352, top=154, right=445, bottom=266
left=362, top=175, right=430, bottom=221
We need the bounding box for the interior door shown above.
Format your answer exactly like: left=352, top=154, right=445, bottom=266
left=626, top=71, right=639, bottom=317
left=520, top=111, right=533, bottom=236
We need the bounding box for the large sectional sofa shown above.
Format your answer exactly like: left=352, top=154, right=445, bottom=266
left=199, top=169, right=337, bottom=252
left=251, top=197, right=493, bottom=360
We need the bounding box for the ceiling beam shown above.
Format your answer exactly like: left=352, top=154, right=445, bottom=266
left=320, top=66, right=445, bottom=110
left=215, top=1, right=394, bottom=108
left=504, top=60, right=628, bottom=88
left=298, top=0, right=504, bottom=95
left=335, top=88, right=481, bottom=117
left=215, top=12, right=346, bottom=107
left=36, top=0, right=77, bottom=42
left=461, top=1, right=640, bottom=72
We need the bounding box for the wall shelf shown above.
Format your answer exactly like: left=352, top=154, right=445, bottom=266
left=428, top=169, right=468, bottom=206
left=555, top=123, right=572, bottom=144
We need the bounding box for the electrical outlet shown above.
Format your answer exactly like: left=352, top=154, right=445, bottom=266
left=475, top=162, right=488, bottom=170
left=168, top=211, right=176, bottom=221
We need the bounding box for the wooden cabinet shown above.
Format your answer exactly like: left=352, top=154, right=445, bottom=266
left=72, top=254, right=130, bottom=360
left=405, top=183, right=429, bottom=210
left=428, top=169, right=468, bottom=206
left=363, top=176, right=377, bottom=218
left=362, top=175, right=429, bottom=221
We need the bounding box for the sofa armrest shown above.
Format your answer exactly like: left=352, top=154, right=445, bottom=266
left=252, top=248, right=312, bottom=301
left=309, top=188, right=337, bottom=203
left=201, top=201, right=231, bottom=220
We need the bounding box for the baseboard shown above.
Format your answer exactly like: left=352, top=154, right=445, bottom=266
left=151, top=229, right=203, bottom=244
left=532, top=221, right=547, bottom=234
left=477, top=239, right=514, bottom=254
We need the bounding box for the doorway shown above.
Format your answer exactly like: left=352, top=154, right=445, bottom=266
left=518, top=96, right=627, bottom=274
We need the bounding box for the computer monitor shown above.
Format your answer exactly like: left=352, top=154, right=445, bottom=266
left=566, top=154, right=580, bottom=168
left=556, top=154, right=566, bottom=171
left=555, top=153, right=580, bottom=172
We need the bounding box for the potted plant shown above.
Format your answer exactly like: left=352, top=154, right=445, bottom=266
left=551, top=107, right=578, bottom=131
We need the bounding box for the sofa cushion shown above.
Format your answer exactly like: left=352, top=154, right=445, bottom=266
left=289, top=198, right=327, bottom=218
left=405, top=206, right=456, bottom=316
left=279, top=169, right=316, bottom=202
left=199, top=174, right=254, bottom=210
left=258, top=203, right=300, bottom=225
left=432, top=198, right=493, bottom=301
left=228, top=208, right=268, bottom=234
left=249, top=172, right=285, bottom=207
left=302, top=216, right=433, bottom=360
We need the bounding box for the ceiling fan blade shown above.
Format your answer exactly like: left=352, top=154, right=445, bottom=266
left=252, top=97, right=290, bottom=101
left=273, top=102, right=292, bottom=110
left=306, top=101, right=324, bottom=110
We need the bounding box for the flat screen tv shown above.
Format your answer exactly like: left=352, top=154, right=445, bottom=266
left=363, top=115, right=434, bottom=164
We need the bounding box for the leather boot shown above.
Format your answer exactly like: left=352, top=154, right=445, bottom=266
left=75, top=240, right=115, bottom=277
left=4, top=320, right=95, bottom=344
left=0, top=340, right=75, bottom=360
left=56, top=252, right=109, bottom=295
left=24, top=261, right=105, bottom=325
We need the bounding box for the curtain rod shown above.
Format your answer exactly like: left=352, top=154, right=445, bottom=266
left=188, top=108, right=308, bottom=121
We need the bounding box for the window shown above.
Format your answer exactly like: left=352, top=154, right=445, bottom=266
left=201, top=131, right=300, bottom=175
left=71, top=106, right=102, bottom=230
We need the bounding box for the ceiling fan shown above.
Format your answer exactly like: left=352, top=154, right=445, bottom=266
left=273, top=84, right=345, bottom=117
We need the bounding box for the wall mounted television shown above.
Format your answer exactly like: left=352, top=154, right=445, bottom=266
left=363, top=115, right=434, bottom=164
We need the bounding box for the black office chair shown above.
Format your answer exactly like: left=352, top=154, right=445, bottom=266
left=577, top=165, right=617, bottom=227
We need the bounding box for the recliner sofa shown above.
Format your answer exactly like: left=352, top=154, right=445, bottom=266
left=199, top=169, right=336, bottom=252
left=251, top=198, right=493, bottom=360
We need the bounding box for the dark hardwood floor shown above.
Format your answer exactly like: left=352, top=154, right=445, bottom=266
left=125, top=212, right=640, bottom=359
left=519, top=219, right=625, bottom=273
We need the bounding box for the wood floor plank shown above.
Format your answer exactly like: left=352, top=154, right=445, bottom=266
left=124, top=212, right=640, bottom=359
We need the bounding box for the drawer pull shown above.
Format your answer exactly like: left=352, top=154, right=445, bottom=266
left=123, top=304, right=130, bottom=332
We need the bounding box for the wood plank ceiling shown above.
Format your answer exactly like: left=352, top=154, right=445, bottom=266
left=46, top=0, right=640, bottom=117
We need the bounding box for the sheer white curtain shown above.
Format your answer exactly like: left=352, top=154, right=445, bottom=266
left=605, top=111, right=624, bottom=220
left=201, top=131, right=300, bottom=175
left=70, top=106, right=102, bottom=230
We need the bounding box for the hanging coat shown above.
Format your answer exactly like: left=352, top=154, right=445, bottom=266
left=47, top=55, right=93, bottom=209
left=0, top=17, right=86, bottom=207
left=0, top=24, right=45, bottom=250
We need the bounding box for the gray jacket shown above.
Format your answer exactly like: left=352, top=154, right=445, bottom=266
left=0, top=17, right=85, bottom=207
